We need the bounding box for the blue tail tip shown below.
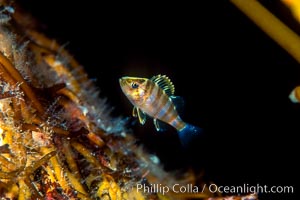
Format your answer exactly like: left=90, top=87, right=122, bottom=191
left=178, top=124, right=203, bottom=147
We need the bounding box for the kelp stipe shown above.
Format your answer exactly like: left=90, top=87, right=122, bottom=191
left=0, top=1, right=214, bottom=199
left=0, top=1, right=262, bottom=199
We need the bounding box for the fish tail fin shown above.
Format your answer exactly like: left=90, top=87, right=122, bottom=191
left=178, top=124, right=203, bottom=147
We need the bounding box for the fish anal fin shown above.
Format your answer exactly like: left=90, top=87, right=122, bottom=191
left=153, top=118, right=168, bottom=132
left=153, top=119, right=160, bottom=131
left=150, top=74, right=175, bottom=96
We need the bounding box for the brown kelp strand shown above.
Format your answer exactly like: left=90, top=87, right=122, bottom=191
left=0, top=1, right=205, bottom=200
left=0, top=1, right=260, bottom=200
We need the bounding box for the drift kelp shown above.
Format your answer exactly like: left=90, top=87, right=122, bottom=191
left=0, top=1, right=260, bottom=200
left=0, top=1, right=211, bottom=200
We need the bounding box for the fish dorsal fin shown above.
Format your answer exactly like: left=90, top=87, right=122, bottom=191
left=150, top=74, right=175, bottom=96
left=170, top=96, right=184, bottom=115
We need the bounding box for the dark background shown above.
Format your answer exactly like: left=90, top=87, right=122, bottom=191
left=16, top=1, right=298, bottom=199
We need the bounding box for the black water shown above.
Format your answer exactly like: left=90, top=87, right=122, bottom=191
left=17, top=1, right=298, bottom=199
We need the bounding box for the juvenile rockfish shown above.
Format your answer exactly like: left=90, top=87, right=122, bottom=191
left=119, top=74, right=202, bottom=146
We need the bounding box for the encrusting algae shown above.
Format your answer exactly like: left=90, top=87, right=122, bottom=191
left=0, top=1, right=209, bottom=199
left=0, top=1, right=261, bottom=200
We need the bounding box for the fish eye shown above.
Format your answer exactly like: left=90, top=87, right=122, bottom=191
left=131, top=82, right=139, bottom=89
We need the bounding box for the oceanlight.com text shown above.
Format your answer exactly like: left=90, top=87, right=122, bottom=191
left=136, top=183, right=294, bottom=196
left=207, top=183, right=294, bottom=194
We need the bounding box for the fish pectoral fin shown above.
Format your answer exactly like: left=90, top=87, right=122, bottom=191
left=133, top=107, right=146, bottom=125
left=150, top=74, right=175, bottom=96
left=137, top=108, right=146, bottom=125
left=132, top=106, right=138, bottom=117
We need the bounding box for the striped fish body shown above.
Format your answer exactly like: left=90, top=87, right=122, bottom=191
left=140, top=79, right=186, bottom=131
left=119, top=75, right=186, bottom=131
left=120, top=74, right=203, bottom=147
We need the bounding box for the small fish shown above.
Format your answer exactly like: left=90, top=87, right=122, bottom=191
left=119, top=74, right=202, bottom=146
left=289, top=86, right=300, bottom=103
